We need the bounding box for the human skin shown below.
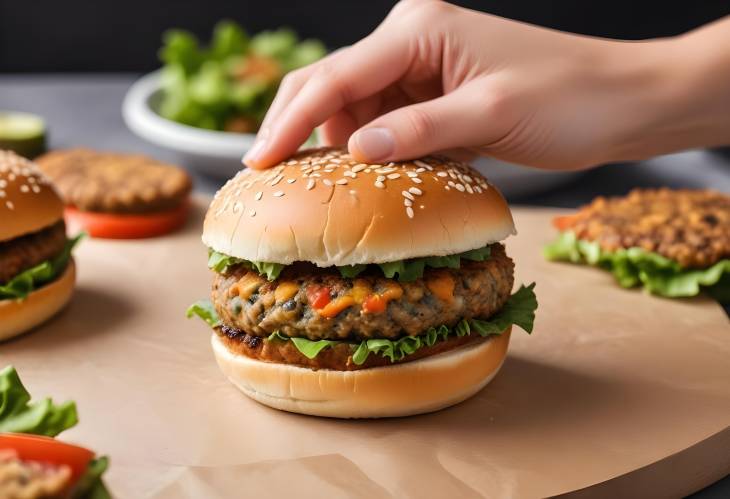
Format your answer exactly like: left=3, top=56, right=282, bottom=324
left=243, top=0, right=730, bottom=170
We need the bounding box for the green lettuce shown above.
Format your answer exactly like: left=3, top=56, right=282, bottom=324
left=544, top=231, right=730, bottom=301
left=207, top=245, right=492, bottom=283
left=0, top=234, right=83, bottom=300
left=0, top=365, right=78, bottom=436
left=72, top=456, right=112, bottom=499
left=190, top=284, right=538, bottom=365
left=185, top=300, right=221, bottom=327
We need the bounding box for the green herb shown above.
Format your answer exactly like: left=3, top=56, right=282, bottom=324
left=189, top=285, right=538, bottom=365
left=0, top=234, right=83, bottom=300
left=544, top=231, right=730, bottom=301
left=185, top=300, right=221, bottom=327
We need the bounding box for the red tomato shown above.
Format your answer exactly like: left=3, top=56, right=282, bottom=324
left=0, top=433, right=93, bottom=482
left=306, top=286, right=331, bottom=309
left=64, top=200, right=190, bottom=239
left=362, top=294, right=386, bottom=314
left=553, top=214, right=578, bottom=231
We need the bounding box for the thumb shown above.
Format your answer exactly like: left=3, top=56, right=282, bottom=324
left=348, top=81, right=509, bottom=162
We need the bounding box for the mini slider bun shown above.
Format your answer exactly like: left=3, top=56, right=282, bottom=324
left=203, top=147, right=515, bottom=267
left=0, top=150, right=75, bottom=341
left=212, top=327, right=511, bottom=418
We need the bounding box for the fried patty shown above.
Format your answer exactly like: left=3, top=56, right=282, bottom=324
left=36, top=148, right=192, bottom=214
left=217, top=325, right=491, bottom=371
left=0, top=220, right=66, bottom=284
left=0, top=449, right=72, bottom=498
left=211, top=244, right=514, bottom=341
left=557, top=188, right=730, bottom=268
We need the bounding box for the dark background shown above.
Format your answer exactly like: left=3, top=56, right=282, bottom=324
left=1, top=0, right=729, bottom=72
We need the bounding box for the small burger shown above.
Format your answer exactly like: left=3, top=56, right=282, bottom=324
left=188, top=147, right=537, bottom=418
left=0, top=150, right=80, bottom=341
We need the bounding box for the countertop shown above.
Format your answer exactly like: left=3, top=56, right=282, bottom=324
left=0, top=74, right=728, bottom=498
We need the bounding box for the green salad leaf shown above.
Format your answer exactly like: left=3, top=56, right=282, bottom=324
left=207, top=245, right=492, bottom=283
left=189, top=285, right=538, bottom=366
left=0, top=366, right=78, bottom=437
left=72, top=456, right=112, bottom=499
left=0, top=234, right=83, bottom=301
left=186, top=300, right=221, bottom=327
left=544, top=231, right=730, bottom=301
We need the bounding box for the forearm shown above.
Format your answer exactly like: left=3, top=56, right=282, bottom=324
left=607, top=17, right=730, bottom=162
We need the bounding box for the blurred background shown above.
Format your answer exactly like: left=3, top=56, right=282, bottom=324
left=1, top=0, right=729, bottom=204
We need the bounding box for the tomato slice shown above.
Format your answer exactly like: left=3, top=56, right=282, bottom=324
left=64, top=199, right=190, bottom=239
left=553, top=214, right=578, bottom=231
left=306, top=286, right=331, bottom=309
left=0, top=433, right=93, bottom=482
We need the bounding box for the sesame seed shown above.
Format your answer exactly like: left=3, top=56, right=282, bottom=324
left=20, top=185, right=29, bottom=193
left=448, top=181, right=456, bottom=187
left=416, top=167, right=426, bottom=173
left=331, top=159, right=342, bottom=164
left=344, top=171, right=356, bottom=178
left=249, top=209, right=256, bottom=217
left=463, top=175, right=473, bottom=183
left=465, top=184, right=474, bottom=194
left=233, top=201, right=243, bottom=213
left=312, top=173, right=322, bottom=177
left=270, top=174, right=284, bottom=186
left=335, top=179, right=348, bottom=185
left=387, top=173, right=401, bottom=180
left=408, top=187, right=423, bottom=196
left=375, top=181, right=385, bottom=189
left=287, top=160, right=297, bottom=165
left=287, top=178, right=296, bottom=184
left=412, top=177, right=423, bottom=184
left=404, top=198, right=413, bottom=207
left=406, top=207, right=414, bottom=218
left=31, top=185, right=40, bottom=193
left=306, top=179, right=316, bottom=190
left=445, top=186, right=451, bottom=191
left=420, top=204, right=425, bottom=209
left=324, top=169, right=334, bottom=173
left=414, top=160, right=430, bottom=170
left=273, top=190, right=285, bottom=197
left=407, top=172, right=418, bottom=178
left=475, top=186, right=483, bottom=193
left=448, top=171, right=457, bottom=179
left=0, top=192, right=5, bottom=198
left=312, top=165, right=321, bottom=171
left=351, top=164, right=366, bottom=173
left=402, top=190, right=414, bottom=201
left=323, top=179, right=333, bottom=187
left=255, top=191, right=263, bottom=200
left=376, top=175, right=386, bottom=182
left=364, top=168, right=372, bottom=173
left=437, top=172, right=448, bottom=177
left=455, top=183, right=466, bottom=192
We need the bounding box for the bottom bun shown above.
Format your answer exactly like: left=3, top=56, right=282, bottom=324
left=0, top=258, right=76, bottom=342
left=211, top=326, right=511, bottom=418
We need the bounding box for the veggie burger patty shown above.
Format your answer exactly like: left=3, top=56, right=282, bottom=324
left=213, top=243, right=513, bottom=341
left=0, top=220, right=66, bottom=284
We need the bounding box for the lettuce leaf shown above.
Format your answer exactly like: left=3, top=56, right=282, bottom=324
left=185, top=300, right=221, bottom=327
left=72, top=456, right=112, bottom=499
left=244, top=284, right=536, bottom=365
left=0, top=366, right=78, bottom=437
left=544, top=231, right=730, bottom=301
left=207, top=249, right=284, bottom=280
left=208, top=246, right=492, bottom=283
left=0, top=234, right=83, bottom=300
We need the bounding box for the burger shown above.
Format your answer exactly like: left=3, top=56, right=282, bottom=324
left=0, top=150, right=80, bottom=341
left=188, top=147, right=537, bottom=418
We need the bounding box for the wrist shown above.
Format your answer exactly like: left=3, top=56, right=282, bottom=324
left=603, top=27, right=730, bottom=162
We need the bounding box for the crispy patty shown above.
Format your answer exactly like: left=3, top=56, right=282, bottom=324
left=211, top=244, right=514, bottom=341
left=0, top=220, right=66, bottom=284
left=557, top=188, right=730, bottom=268
left=36, top=148, right=192, bottom=214
left=217, top=325, right=491, bottom=371
left=0, top=449, right=72, bottom=498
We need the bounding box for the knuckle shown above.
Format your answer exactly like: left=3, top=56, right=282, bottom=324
left=280, top=69, right=306, bottom=90
left=394, top=0, right=452, bottom=24
left=312, top=64, right=355, bottom=105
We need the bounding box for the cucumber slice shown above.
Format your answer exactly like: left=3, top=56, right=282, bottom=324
left=0, top=112, right=47, bottom=158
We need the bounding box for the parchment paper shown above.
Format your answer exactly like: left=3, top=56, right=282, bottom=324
left=2, top=199, right=729, bottom=498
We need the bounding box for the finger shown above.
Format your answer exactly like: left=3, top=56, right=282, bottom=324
left=348, top=79, right=510, bottom=162
left=243, top=33, right=412, bottom=169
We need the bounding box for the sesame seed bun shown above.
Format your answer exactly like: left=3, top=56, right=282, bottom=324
left=0, top=150, right=64, bottom=242
left=0, top=258, right=76, bottom=342
left=203, top=147, right=515, bottom=266
left=211, top=326, right=511, bottom=418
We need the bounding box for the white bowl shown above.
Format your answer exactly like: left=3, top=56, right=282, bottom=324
left=122, top=71, right=255, bottom=178
left=124, top=71, right=581, bottom=195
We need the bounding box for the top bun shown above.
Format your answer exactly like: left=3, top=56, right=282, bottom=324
left=203, top=147, right=515, bottom=266
left=0, top=150, right=64, bottom=242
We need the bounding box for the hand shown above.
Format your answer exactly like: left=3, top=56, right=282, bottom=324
left=243, top=0, right=730, bottom=170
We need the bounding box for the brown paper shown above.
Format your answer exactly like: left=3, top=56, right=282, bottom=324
left=2, top=200, right=729, bottom=498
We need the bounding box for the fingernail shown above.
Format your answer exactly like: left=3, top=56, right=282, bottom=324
left=353, top=128, right=395, bottom=161
left=243, top=128, right=269, bottom=167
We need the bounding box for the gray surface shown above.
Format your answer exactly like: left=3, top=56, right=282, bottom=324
left=0, top=74, right=728, bottom=497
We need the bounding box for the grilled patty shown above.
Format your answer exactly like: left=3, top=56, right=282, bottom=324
left=211, top=244, right=514, bottom=341
left=557, top=188, right=730, bottom=268
left=0, top=220, right=66, bottom=284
